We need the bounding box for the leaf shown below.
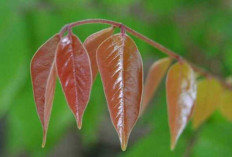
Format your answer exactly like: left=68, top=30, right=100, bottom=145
left=141, top=57, right=172, bottom=114
left=192, top=78, right=222, bottom=129
left=56, top=31, right=92, bottom=130
left=84, top=27, right=114, bottom=81
left=166, top=61, right=196, bottom=150
left=96, top=33, right=143, bottom=151
left=30, top=34, right=61, bottom=147
left=219, top=89, right=232, bottom=121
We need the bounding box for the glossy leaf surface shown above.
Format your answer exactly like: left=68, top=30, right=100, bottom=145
left=97, top=33, right=143, bottom=151
left=166, top=61, right=196, bottom=150
left=219, top=89, right=232, bottom=121
left=192, top=78, right=222, bottom=129
left=84, top=27, right=114, bottom=81
left=56, top=32, right=92, bottom=129
left=30, top=34, right=60, bottom=147
left=142, top=57, right=172, bottom=114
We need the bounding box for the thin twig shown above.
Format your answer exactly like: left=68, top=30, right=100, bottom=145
left=183, top=126, right=203, bottom=157
left=59, top=19, right=232, bottom=90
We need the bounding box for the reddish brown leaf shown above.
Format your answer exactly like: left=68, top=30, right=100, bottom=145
left=166, top=61, right=196, bottom=150
left=96, top=33, right=143, bottom=151
left=30, top=34, right=60, bottom=147
left=84, top=27, right=114, bottom=81
left=56, top=32, right=92, bottom=130
left=141, top=57, right=172, bottom=114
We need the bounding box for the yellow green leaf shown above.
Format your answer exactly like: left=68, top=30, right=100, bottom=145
left=192, top=78, right=223, bottom=129
left=219, top=89, right=232, bottom=122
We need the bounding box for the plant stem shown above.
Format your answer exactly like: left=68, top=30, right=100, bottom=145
left=59, top=19, right=232, bottom=89
left=183, top=125, right=203, bottom=157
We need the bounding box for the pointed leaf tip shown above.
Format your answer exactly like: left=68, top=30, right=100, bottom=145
left=120, top=132, right=129, bottom=151
left=121, top=142, right=127, bottom=151
left=170, top=144, right=174, bottom=151
left=170, top=137, right=177, bottom=150
left=166, top=61, right=196, bottom=149
left=77, top=119, right=82, bottom=130
left=42, top=129, right=47, bottom=148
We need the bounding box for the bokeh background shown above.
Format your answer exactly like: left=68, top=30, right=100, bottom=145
left=1, top=0, right=232, bottom=156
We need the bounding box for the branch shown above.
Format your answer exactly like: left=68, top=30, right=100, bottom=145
left=183, top=126, right=203, bottom=157
left=59, top=19, right=232, bottom=90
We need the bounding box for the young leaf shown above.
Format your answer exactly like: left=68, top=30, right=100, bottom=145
left=30, top=34, right=61, bottom=147
left=96, top=33, right=143, bottom=151
left=166, top=61, right=196, bottom=150
left=219, top=89, right=232, bottom=121
left=192, top=78, right=222, bottom=129
left=56, top=32, right=92, bottom=130
left=84, top=27, right=114, bottom=81
left=141, top=57, right=172, bottom=114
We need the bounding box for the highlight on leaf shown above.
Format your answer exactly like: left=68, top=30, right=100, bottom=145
left=96, top=33, right=143, bottom=151
left=192, top=78, right=222, bottom=129
left=219, top=89, right=232, bottom=122
left=56, top=31, right=92, bottom=130
left=166, top=61, right=196, bottom=150
left=141, top=57, right=172, bottom=114
left=84, top=27, right=114, bottom=81
left=30, top=34, right=61, bottom=147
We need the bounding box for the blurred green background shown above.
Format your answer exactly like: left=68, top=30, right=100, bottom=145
left=1, top=0, right=232, bottom=156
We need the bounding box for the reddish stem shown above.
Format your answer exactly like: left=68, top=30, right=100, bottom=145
left=59, top=19, right=232, bottom=89
left=120, top=24, right=126, bottom=37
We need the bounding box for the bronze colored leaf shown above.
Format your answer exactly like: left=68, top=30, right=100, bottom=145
left=56, top=32, right=92, bottom=130
left=192, top=78, right=222, bottom=129
left=84, top=27, right=114, bottom=81
left=166, top=61, right=196, bottom=150
left=141, top=57, right=172, bottom=114
left=219, top=89, right=232, bottom=121
left=30, top=34, right=60, bottom=147
left=96, top=33, right=143, bottom=151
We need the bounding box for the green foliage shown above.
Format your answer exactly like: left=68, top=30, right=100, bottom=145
left=81, top=76, right=105, bottom=145
left=192, top=118, right=232, bottom=157
left=0, top=9, right=29, bottom=117
left=5, top=81, right=74, bottom=156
